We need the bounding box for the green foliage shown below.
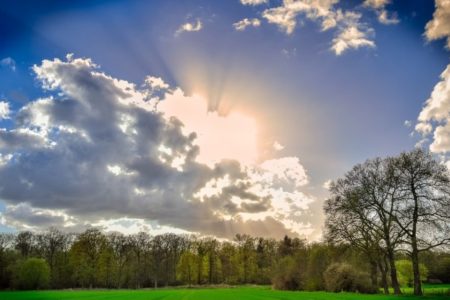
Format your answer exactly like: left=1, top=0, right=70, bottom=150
left=1, top=228, right=449, bottom=293
left=271, top=256, right=304, bottom=290
left=396, top=259, right=429, bottom=287
left=323, top=263, right=376, bottom=294
left=177, top=252, right=197, bottom=286
left=13, top=258, right=50, bottom=290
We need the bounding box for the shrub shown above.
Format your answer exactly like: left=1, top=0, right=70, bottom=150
left=430, top=257, right=450, bottom=283
left=13, top=258, right=50, bottom=290
left=395, top=259, right=428, bottom=287
left=323, top=262, right=376, bottom=294
left=271, top=256, right=304, bottom=290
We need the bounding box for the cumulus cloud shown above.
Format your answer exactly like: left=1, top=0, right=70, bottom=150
left=240, top=0, right=268, bottom=5
left=0, top=55, right=317, bottom=239
left=176, top=19, right=203, bottom=36
left=331, top=14, right=375, bottom=56
left=0, top=101, right=11, bottom=120
left=252, top=0, right=375, bottom=55
left=261, top=0, right=340, bottom=35
left=425, top=0, right=450, bottom=49
left=0, top=57, right=16, bottom=71
left=233, top=18, right=261, bottom=31
left=363, top=0, right=399, bottom=25
left=273, top=141, right=285, bottom=151
left=416, top=64, right=450, bottom=153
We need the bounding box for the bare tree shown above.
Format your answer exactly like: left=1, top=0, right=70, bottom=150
left=389, top=149, right=450, bottom=295
left=325, top=158, right=404, bottom=294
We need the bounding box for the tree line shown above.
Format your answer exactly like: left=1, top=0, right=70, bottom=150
left=0, top=149, right=448, bottom=294
left=1, top=228, right=448, bottom=292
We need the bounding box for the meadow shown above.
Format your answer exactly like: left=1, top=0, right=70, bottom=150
left=1, top=285, right=449, bottom=300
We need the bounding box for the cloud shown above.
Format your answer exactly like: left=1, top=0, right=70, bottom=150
left=0, top=55, right=317, bottom=239
left=144, top=76, right=169, bottom=90
left=363, top=0, right=399, bottom=25
left=404, top=120, right=412, bottom=128
left=0, top=203, right=72, bottom=231
left=157, top=91, right=258, bottom=166
left=261, top=0, right=340, bottom=35
left=233, top=18, right=261, bottom=31
left=240, top=0, right=268, bottom=5
left=425, top=0, right=450, bottom=49
left=176, top=19, right=203, bottom=36
left=416, top=64, right=450, bottom=153
left=254, top=0, right=375, bottom=55
left=273, top=141, right=285, bottom=151
left=0, top=101, right=11, bottom=120
left=376, top=10, right=399, bottom=25
left=0, top=57, right=16, bottom=71
left=322, top=179, right=332, bottom=190
left=331, top=13, right=375, bottom=56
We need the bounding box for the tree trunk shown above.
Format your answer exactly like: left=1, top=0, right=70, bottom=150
left=387, top=247, right=401, bottom=294
left=369, top=260, right=378, bottom=288
left=410, top=184, right=423, bottom=296
left=411, top=238, right=423, bottom=296
left=378, top=260, right=389, bottom=294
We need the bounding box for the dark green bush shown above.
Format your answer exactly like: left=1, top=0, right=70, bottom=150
left=323, top=262, right=376, bottom=294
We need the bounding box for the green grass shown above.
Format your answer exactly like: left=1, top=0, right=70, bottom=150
left=0, top=285, right=449, bottom=300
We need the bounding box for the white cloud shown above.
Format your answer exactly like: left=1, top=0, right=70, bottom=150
left=261, top=0, right=339, bottom=35
left=273, top=141, right=285, bottom=151
left=158, top=91, right=258, bottom=166
left=322, top=179, right=332, bottom=190
left=233, top=18, right=261, bottom=31
left=176, top=19, right=203, bottom=35
left=377, top=9, right=399, bottom=25
left=0, top=101, right=10, bottom=119
left=331, top=22, right=375, bottom=56
left=416, top=64, right=450, bottom=153
left=430, top=122, right=450, bottom=153
left=0, top=57, right=16, bottom=71
left=0, top=55, right=319, bottom=239
left=240, top=0, right=268, bottom=5
left=145, top=76, right=169, bottom=90
left=363, top=0, right=389, bottom=9
left=363, top=0, right=398, bottom=25
left=257, top=0, right=375, bottom=55
left=404, top=120, right=412, bottom=128
left=425, top=0, right=450, bottom=49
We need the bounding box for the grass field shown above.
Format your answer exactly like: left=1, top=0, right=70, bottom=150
left=1, top=285, right=449, bottom=300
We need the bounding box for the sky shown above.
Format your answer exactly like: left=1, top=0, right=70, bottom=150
left=0, top=0, right=449, bottom=241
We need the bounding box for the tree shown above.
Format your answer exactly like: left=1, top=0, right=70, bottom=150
left=13, top=258, right=50, bottom=290
left=0, top=233, right=14, bottom=288
left=390, top=149, right=450, bottom=295
left=69, top=228, right=108, bottom=288
left=324, top=158, right=404, bottom=294
left=177, top=251, right=197, bottom=286
left=15, top=231, right=34, bottom=258
left=35, top=228, right=69, bottom=288
left=235, top=234, right=256, bottom=283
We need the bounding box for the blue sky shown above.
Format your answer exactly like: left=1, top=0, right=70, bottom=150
left=0, top=0, right=449, bottom=239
